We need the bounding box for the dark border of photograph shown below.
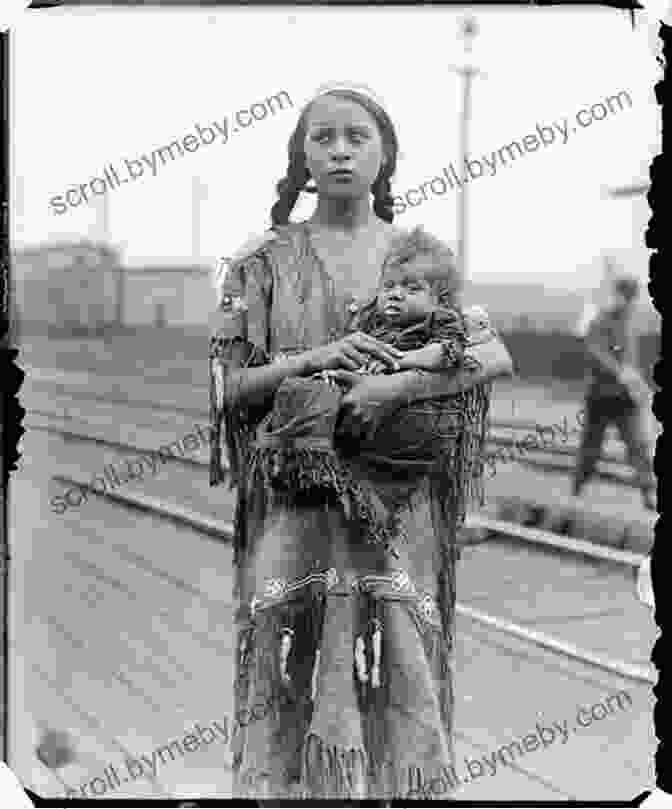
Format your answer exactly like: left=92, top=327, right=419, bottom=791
left=0, top=2, right=666, bottom=807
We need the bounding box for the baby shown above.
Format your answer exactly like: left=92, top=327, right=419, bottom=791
left=248, top=228, right=488, bottom=551
left=349, top=227, right=467, bottom=377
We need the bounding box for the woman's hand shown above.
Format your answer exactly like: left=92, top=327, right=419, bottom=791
left=333, top=371, right=407, bottom=443
left=367, top=345, right=449, bottom=375
left=303, top=332, right=403, bottom=374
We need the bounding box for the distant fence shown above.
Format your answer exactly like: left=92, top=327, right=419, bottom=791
left=500, top=330, right=659, bottom=386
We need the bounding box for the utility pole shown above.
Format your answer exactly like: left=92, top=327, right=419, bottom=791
left=100, top=191, right=109, bottom=245
left=449, top=16, right=485, bottom=279
left=191, top=176, right=208, bottom=265
left=88, top=191, right=109, bottom=246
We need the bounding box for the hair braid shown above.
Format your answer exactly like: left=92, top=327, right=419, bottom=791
left=270, top=125, right=312, bottom=227
left=372, top=171, right=395, bottom=224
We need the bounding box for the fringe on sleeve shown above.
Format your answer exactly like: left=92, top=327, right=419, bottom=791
left=209, top=334, right=256, bottom=488
left=209, top=243, right=273, bottom=565
left=209, top=335, right=269, bottom=566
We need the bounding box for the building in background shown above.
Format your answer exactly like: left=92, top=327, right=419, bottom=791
left=12, top=241, right=216, bottom=336
left=121, top=266, right=212, bottom=327
left=12, top=242, right=120, bottom=337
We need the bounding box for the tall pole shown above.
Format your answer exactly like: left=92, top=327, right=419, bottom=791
left=115, top=266, right=124, bottom=329
left=191, top=176, right=208, bottom=265
left=100, top=191, right=109, bottom=245
left=88, top=191, right=109, bottom=245
left=458, top=63, right=471, bottom=278
left=450, top=16, right=482, bottom=279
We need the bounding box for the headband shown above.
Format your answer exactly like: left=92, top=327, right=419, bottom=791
left=310, top=81, right=390, bottom=115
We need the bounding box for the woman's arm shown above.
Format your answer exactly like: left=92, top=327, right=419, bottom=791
left=584, top=342, right=621, bottom=379
left=221, top=352, right=311, bottom=409
left=334, top=306, right=512, bottom=440
left=219, top=335, right=404, bottom=410
left=393, top=338, right=512, bottom=404
left=384, top=306, right=513, bottom=404
left=336, top=350, right=506, bottom=418
left=584, top=316, right=622, bottom=380
left=211, top=244, right=397, bottom=409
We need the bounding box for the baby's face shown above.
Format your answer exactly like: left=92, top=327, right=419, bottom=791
left=376, top=258, right=436, bottom=326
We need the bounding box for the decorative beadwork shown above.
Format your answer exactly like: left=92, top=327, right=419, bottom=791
left=216, top=256, right=232, bottom=278
left=250, top=567, right=440, bottom=629
left=391, top=570, right=412, bottom=592
left=418, top=594, right=436, bottom=620
left=239, top=633, right=250, bottom=667
left=311, top=649, right=321, bottom=701
left=352, top=571, right=441, bottom=629
left=354, top=636, right=369, bottom=684
left=264, top=578, right=288, bottom=599
left=279, top=627, right=295, bottom=684
left=250, top=568, right=340, bottom=615
left=370, top=618, right=383, bottom=689
left=353, top=570, right=414, bottom=596
left=219, top=293, right=248, bottom=313
left=211, top=359, right=225, bottom=410
left=325, top=568, right=340, bottom=590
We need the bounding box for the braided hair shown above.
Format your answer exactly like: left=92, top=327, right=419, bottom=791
left=270, top=89, right=399, bottom=227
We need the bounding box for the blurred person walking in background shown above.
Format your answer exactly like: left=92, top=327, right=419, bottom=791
left=572, top=272, right=656, bottom=512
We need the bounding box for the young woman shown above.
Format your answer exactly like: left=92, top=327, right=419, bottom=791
left=209, top=83, right=513, bottom=800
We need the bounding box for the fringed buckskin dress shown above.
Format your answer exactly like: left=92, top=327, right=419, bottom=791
left=209, top=223, right=495, bottom=800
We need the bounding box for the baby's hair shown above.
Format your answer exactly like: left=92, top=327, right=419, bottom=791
left=270, top=89, right=399, bottom=227
left=383, top=227, right=463, bottom=307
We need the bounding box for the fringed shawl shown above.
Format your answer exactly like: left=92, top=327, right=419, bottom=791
left=209, top=228, right=491, bottom=564
left=242, top=305, right=490, bottom=559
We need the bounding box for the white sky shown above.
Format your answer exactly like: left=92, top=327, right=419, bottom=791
left=11, top=4, right=662, bottom=290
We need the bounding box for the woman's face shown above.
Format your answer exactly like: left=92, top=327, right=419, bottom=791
left=303, top=95, right=386, bottom=200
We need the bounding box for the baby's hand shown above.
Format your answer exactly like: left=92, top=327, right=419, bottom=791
left=397, top=344, right=446, bottom=371
left=366, top=359, right=390, bottom=375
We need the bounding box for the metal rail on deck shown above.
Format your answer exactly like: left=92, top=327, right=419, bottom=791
left=39, top=407, right=647, bottom=560
left=53, top=473, right=655, bottom=686
left=26, top=377, right=203, bottom=419
left=28, top=407, right=627, bottom=482
left=25, top=371, right=631, bottom=467
left=487, top=428, right=627, bottom=467
left=39, top=404, right=650, bottom=567
left=509, top=453, right=633, bottom=488
left=26, top=415, right=207, bottom=470
left=52, top=474, right=230, bottom=540
left=468, top=515, right=646, bottom=568
left=456, top=604, right=655, bottom=685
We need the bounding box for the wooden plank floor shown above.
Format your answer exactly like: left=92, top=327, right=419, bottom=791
left=11, top=428, right=235, bottom=799
left=9, top=415, right=656, bottom=800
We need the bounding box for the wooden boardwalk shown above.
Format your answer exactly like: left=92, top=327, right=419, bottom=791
left=8, top=420, right=656, bottom=800
left=8, top=335, right=658, bottom=800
